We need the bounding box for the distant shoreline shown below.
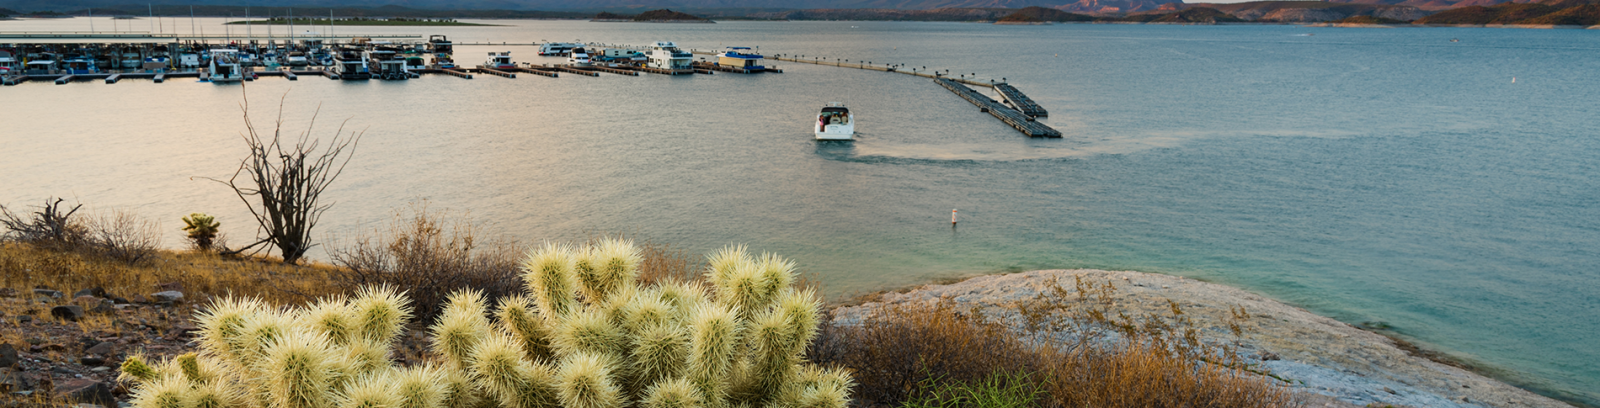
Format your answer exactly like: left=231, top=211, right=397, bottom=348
left=224, top=19, right=497, bottom=26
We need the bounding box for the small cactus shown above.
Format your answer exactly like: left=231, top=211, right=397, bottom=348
left=180, top=212, right=221, bottom=251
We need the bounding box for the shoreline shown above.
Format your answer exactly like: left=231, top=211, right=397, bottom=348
left=829, top=269, right=1577, bottom=408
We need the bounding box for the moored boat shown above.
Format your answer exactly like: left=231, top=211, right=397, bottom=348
left=568, top=47, right=593, bottom=67
left=334, top=47, right=370, bottom=80
left=646, top=41, right=692, bottom=70
left=208, top=49, right=244, bottom=83
left=538, top=42, right=579, bottom=56
left=814, top=102, right=855, bottom=141
left=486, top=52, right=516, bottom=70
left=715, top=47, right=765, bottom=71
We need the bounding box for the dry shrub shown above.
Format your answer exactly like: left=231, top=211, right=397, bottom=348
left=0, top=197, right=88, bottom=250
left=2, top=199, right=160, bottom=265
left=80, top=210, right=161, bottom=264
left=809, top=301, right=1037, bottom=407
left=328, top=205, right=520, bottom=321
left=1038, top=341, right=1295, bottom=408
left=635, top=238, right=701, bottom=285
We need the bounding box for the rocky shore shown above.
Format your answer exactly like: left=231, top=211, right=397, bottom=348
left=830, top=269, right=1574, bottom=408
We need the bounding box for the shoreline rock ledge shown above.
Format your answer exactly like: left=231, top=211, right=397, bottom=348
left=829, top=269, right=1575, bottom=408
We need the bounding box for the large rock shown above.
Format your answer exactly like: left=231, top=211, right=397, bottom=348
left=71, top=288, right=106, bottom=299
left=0, top=343, right=16, bottom=368
left=55, top=379, right=115, bottom=407
left=149, top=291, right=183, bottom=303
left=32, top=289, right=63, bottom=299
left=83, top=342, right=113, bottom=356
left=50, top=305, right=85, bottom=322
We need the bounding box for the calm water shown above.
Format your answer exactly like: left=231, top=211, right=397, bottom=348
left=2, top=18, right=1597, bottom=404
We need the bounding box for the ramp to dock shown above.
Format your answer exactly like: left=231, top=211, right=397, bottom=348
left=935, top=78, right=1060, bottom=138
left=993, top=83, right=1047, bottom=118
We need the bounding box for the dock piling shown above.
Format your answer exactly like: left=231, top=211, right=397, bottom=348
left=105, top=74, right=121, bottom=84
left=55, top=75, right=74, bottom=85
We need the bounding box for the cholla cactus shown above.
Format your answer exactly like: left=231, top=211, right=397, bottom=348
left=181, top=212, right=221, bottom=251
left=125, top=241, right=852, bottom=408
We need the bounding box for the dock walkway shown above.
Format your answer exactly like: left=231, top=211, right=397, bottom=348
left=993, top=83, right=1047, bottom=118
left=935, top=78, right=1060, bottom=138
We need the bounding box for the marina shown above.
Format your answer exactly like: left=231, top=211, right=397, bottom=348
left=1, top=33, right=1057, bottom=139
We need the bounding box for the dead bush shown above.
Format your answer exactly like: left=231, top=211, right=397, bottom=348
left=1037, top=341, right=1296, bottom=408
left=328, top=205, right=519, bottom=321
left=0, top=197, right=88, bottom=249
left=81, top=210, right=161, bottom=264
left=809, top=301, right=1038, bottom=407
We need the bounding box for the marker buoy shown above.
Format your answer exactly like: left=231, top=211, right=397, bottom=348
left=952, top=209, right=958, bottom=225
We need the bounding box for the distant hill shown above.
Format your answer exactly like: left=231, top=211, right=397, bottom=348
left=632, top=8, right=710, bottom=21
left=1415, top=0, right=1595, bottom=23
left=1183, top=1, right=1431, bottom=22
left=997, top=6, right=1095, bottom=22
left=1123, top=6, right=1244, bottom=22
left=745, top=7, right=1016, bottom=21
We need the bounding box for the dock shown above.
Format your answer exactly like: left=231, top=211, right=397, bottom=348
left=514, top=67, right=560, bottom=78
left=632, top=66, right=696, bottom=76
left=994, top=83, right=1047, bottom=118
left=935, top=78, right=1060, bottom=138
left=585, top=65, right=640, bottom=76
left=104, top=74, right=122, bottom=84
left=691, top=61, right=782, bottom=74
left=473, top=66, right=517, bottom=79
left=547, top=65, right=600, bottom=77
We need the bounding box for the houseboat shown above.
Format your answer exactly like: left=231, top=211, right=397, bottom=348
left=25, top=60, right=56, bottom=75
left=814, top=102, right=855, bottom=141
left=208, top=49, right=245, bottom=84
left=647, top=41, right=692, bottom=71
left=62, top=55, right=98, bottom=75
left=716, top=47, right=765, bottom=71
left=597, top=48, right=646, bottom=64
left=567, top=47, right=592, bottom=67
left=538, top=42, right=580, bottom=56
left=334, top=47, right=371, bottom=80
left=486, top=52, right=516, bottom=69
left=367, top=47, right=407, bottom=80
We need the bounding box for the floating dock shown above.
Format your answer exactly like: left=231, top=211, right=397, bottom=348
left=993, top=83, right=1047, bottom=118
left=935, top=78, right=1060, bottom=138
left=692, top=61, right=782, bottom=74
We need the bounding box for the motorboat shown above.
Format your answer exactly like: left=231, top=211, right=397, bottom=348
left=333, top=47, right=371, bottom=80
left=177, top=53, right=201, bottom=69
left=486, top=52, right=515, bottom=70
left=286, top=51, right=309, bottom=67
left=716, top=47, right=765, bottom=71
left=538, top=42, right=579, bottom=56
left=404, top=55, right=426, bottom=72
left=62, top=55, right=98, bottom=75
left=567, top=47, right=592, bottom=67
left=597, top=48, right=645, bottom=64
left=814, top=102, right=855, bottom=141
left=207, top=49, right=245, bottom=83
left=428, top=35, right=454, bottom=55
left=646, top=41, right=692, bottom=70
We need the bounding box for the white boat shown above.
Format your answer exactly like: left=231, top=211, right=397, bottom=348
left=538, top=42, right=579, bottom=56
left=814, top=102, right=855, bottom=141
left=716, top=46, right=765, bottom=71
left=0, top=50, right=17, bottom=75
left=646, top=41, right=692, bottom=70
left=567, top=47, right=592, bottom=67
left=286, top=51, right=309, bottom=67
left=178, top=53, right=201, bottom=69
left=333, top=47, right=370, bottom=80
left=486, top=51, right=515, bottom=70
left=207, top=49, right=245, bottom=83
left=404, top=55, right=426, bottom=72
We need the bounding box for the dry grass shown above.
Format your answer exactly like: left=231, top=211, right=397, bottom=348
left=0, top=242, right=343, bottom=307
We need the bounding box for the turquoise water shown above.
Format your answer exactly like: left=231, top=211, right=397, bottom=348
left=2, top=19, right=1597, bottom=404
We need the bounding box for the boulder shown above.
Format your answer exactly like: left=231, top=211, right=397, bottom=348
left=32, top=289, right=64, bottom=299
left=50, top=305, right=85, bottom=322
left=71, top=288, right=106, bottom=299
left=149, top=291, right=183, bottom=303
left=83, top=342, right=113, bottom=356
left=0, top=344, right=16, bottom=368
left=55, top=379, right=115, bottom=407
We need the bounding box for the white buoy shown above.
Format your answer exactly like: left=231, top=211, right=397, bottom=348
left=952, top=209, right=959, bottom=225
left=1512, top=77, right=1516, bottom=83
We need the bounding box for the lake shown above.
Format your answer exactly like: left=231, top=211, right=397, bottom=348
left=1, top=17, right=1596, bottom=405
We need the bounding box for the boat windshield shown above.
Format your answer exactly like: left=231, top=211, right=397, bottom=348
left=821, top=107, right=849, bottom=114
